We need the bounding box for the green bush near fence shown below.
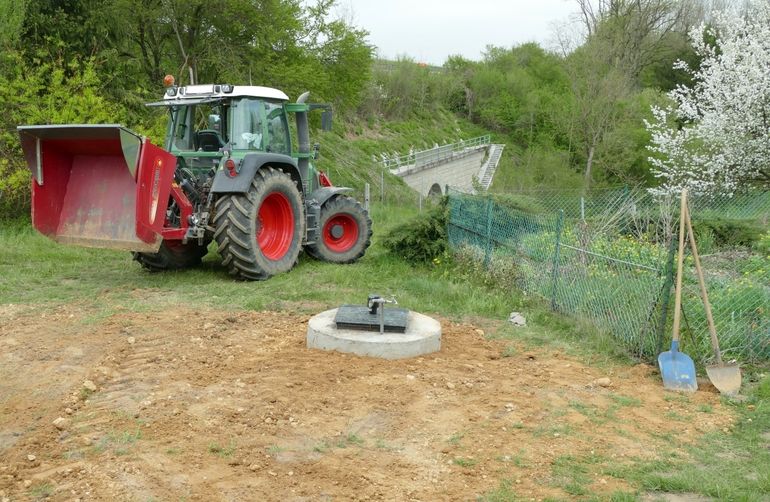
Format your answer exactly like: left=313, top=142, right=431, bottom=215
left=447, top=187, right=770, bottom=364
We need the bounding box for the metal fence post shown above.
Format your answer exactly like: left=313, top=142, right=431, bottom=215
left=364, top=183, right=370, bottom=211
left=380, top=169, right=385, bottom=204
left=484, top=196, right=493, bottom=268
left=551, top=209, right=565, bottom=311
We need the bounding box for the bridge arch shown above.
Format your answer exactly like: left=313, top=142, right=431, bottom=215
left=428, top=183, right=443, bottom=198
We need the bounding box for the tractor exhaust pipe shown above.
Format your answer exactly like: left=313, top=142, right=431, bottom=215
left=295, top=91, right=311, bottom=184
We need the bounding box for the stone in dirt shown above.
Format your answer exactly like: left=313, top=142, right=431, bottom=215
left=26, top=455, right=35, bottom=462
left=508, top=312, right=526, bottom=326
left=82, top=380, right=97, bottom=392
left=52, top=417, right=69, bottom=430
left=593, top=377, right=612, bottom=387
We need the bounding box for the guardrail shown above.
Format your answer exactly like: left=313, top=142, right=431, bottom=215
left=382, top=135, right=490, bottom=170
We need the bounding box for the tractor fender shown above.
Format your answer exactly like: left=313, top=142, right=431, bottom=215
left=306, top=186, right=352, bottom=207
left=210, top=153, right=301, bottom=194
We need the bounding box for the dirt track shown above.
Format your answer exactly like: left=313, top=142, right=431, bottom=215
left=0, top=302, right=732, bottom=501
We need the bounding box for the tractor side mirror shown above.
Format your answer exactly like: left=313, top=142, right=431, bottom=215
left=321, top=110, right=333, bottom=131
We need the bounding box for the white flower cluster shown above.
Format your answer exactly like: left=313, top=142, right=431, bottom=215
left=645, top=3, right=770, bottom=196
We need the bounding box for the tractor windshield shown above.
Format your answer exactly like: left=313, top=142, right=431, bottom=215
left=229, top=98, right=290, bottom=154
left=166, top=102, right=226, bottom=153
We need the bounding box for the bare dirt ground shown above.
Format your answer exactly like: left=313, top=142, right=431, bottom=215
left=0, top=302, right=733, bottom=501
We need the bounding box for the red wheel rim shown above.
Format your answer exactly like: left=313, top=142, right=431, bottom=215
left=257, top=192, right=294, bottom=260
left=322, top=213, right=359, bottom=253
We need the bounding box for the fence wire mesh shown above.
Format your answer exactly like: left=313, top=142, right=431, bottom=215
left=447, top=186, right=770, bottom=363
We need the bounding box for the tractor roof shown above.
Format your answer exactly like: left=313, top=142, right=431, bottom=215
left=160, top=84, right=289, bottom=103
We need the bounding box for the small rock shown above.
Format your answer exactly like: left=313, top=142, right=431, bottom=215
left=474, top=329, right=485, bottom=336
left=594, top=377, right=612, bottom=387
left=127, top=336, right=135, bottom=345
left=504, top=403, right=515, bottom=411
left=53, top=417, right=69, bottom=430
left=83, top=380, right=97, bottom=392
left=508, top=312, right=526, bottom=326
left=446, top=382, right=455, bottom=390
left=249, top=464, right=259, bottom=472
left=27, top=454, right=36, bottom=462
left=406, top=375, right=416, bottom=381
left=203, top=322, right=215, bottom=330
left=23, top=480, right=32, bottom=488
left=268, top=470, right=277, bottom=477
left=65, top=407, right=73, bottom=415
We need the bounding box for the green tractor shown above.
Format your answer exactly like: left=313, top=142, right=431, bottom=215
left=17, top=82, right=372, bottom=280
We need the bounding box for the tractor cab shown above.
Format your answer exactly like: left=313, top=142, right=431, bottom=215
left=149, top=84, right=293, bottom=161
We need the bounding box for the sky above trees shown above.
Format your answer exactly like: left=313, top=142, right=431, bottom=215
left=341, top=0, right=581, bottom=65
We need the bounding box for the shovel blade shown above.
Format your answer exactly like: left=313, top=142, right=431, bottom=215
left=706, top=364, right=741, bottom=396
left=658, top=348, right=698, bottom=392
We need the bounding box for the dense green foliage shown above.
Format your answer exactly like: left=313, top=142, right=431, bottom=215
left=0, top=0, right=747, bottom=219
left=381, top=200, right=448, bottom=264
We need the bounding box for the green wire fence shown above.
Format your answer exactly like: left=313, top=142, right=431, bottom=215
left=447, top=186, right=770, bottom=363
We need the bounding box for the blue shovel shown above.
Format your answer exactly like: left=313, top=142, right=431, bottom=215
left=658, top=189, right=697, bottom=392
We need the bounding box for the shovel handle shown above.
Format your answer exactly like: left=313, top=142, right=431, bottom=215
left=672, top=189, right=687, bottom=344
left=683, top=203, right=723, bottom=364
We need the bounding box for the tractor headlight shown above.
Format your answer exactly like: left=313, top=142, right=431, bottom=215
left=222, top=84, right=234, bottom=93
left=166, top=87, right=177, bottom=97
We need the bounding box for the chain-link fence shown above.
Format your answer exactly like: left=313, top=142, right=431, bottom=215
left=447, top=186, right=770, bottom=363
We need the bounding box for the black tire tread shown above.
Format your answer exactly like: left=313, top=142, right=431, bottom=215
left=306, top=196, right=372, bottom=264
left=133, top=241, right=208, bottom=272
left=213, top=167, right=304, bottom=281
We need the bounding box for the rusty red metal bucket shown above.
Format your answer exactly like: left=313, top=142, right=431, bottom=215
left=18, top=125, right=176, bottom=252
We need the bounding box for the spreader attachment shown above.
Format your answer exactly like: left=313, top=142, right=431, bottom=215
left=18, top=125, right=176, bottom=252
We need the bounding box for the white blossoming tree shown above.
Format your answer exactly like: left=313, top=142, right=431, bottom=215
left=645, top=3, right=770, bottom=196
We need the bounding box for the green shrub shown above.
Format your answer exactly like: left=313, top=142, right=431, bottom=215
left=691, top=218, right=766, bottom=248
left=382, top=199, right=448, bottom=264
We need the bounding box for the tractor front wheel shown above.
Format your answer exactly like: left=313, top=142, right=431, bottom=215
left=306, top=196, right=371, bottom=264
left=133, top=240, right=209, bottom=271
left=213, top=167, right=305, bottom=280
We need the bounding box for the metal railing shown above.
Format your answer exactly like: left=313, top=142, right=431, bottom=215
left=381, top=135, right=490, bottom=171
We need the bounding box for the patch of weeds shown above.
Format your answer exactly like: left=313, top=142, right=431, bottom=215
left=602, top=375, right=770, bottom=500
left=79, top=387, right=94, bottom=401
left=267, top=444, right=286, bottom=454
left=550, top=454, right=593, bottom=496
left=509, top=421, right=525, bottom=429
left=337, top=432, right=364, bottom=448
left=208, top=440, right=236, bottom=458
left=165, top=447, right=181, bottom=455
left=448, top=431, right=464, bottom=445
left=111, top=429, right=142, bottom=445
left=313, top=441, right=329, bottom=453
left=497, top=449, right=530, bottom=468
left=697, top=404, right=713, bottom=413
left=663, top=393, right=690, bottom=404
left=63, top=449, right=83, bottom=460
left=533, top=423, right=573, bottom=438
left=665, top=411, right=687, bottom=421
left=374, top=438, right=389, bottom=450
left=609, top=394, right=642, bottom=407
left=479, top=479, right=521, bottom=501
left=453, top=457, right=477, bottom=468
left=28, top=482, right=54, bottom=500
left=114, top=447, right=129, bottom=456
left=502, top=344, right=516, bottom=358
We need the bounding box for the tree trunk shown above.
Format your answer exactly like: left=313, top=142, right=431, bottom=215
left=584, top=142, right=596, bottom=190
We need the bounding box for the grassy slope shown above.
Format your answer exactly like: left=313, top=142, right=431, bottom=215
left=313, top=108, right=491, bottom=203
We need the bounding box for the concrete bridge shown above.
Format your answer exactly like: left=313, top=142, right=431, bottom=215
left=383, top=136, right=505, bottom=197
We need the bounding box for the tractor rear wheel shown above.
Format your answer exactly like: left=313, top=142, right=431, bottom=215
left=306, top=196, right=371, bottom=263
left=133, top=240, right=209, bottom=271
left=213, top=167, right=305, bottom=280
